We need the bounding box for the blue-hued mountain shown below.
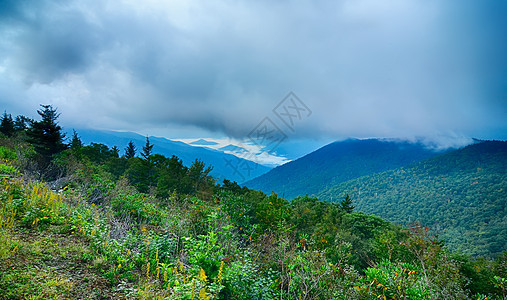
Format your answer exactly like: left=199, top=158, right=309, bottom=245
left=71, top=129, right=271, bottom=183
left=318, top=140, right=507, bottom=257
left=190, top=139, right=219, bottom=146
left=244, top=139, right=445, bottom=199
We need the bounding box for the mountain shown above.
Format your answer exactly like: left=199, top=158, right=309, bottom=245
left=189, top=139, right=219, bottom=146
left=72, top=129, right=271, bottom=183
left=245, top=139, right=444, bottom=199
left=268, top=138, right=333, bottom=161
left=318, top=141, right=507, bottom=257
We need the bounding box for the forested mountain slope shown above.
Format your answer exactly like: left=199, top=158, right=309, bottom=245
left=319, top=141, right=507, bottom=257
left=245, top=139, right=444, bottom=199
left=74, top=129, right=271, bottom=183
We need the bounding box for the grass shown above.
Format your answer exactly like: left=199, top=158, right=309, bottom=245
left=0, top=225, right=115, bottom=299
left=0, top=167, right=123, bottom=299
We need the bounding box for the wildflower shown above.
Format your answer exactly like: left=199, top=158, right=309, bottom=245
left=216, top=261, right=224, bottom=285
left=198, top=268, right=207, bottom=282
left=199, top=289, right=207, bottom=299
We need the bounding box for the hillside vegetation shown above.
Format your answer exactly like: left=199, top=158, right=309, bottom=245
left=0, top=107, right=506, bottom=299
left=245, top=139, right=442, bottom=199
left=319, top=141, right=507, bottom=257
left=70, top=129, right=271, bottom=184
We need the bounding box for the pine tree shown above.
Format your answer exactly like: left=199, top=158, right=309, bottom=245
left=141, top=137, right=153, bottom=161
left=13, top=115, right=31, bottom=132
left=26, top=105, right=67, bottom=161
left=111, top=146, right=120, bottom=157
left=70, top=130, right=83, bottom=150
left=0, top=111, right=15, bottom=137
left=124, top=140, right=136, bottom=158
left=186, top=159, right=214, bottom=196
left=340, top=194, right=355, bottom=213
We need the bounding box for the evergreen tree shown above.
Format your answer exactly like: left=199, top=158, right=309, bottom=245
left=111, top=146, right=120, bottom=157
left=70, top=130, right=83, bottom=150
left=13, top=115, right=31, bottom=132
left=155, top=154, right=188, bottom=197
left=124, top=140, right=136, bottom=158
left=340, top=194, right=355, bottom=213
left=26, top=105, right=67, bottom=161
left=0, top=111, right=15, bottom=137
left=132, top=137, right=156, bottom=192
left=186, top=159, right=214, bottom=196
left=141, top=137, right=154, bottom=161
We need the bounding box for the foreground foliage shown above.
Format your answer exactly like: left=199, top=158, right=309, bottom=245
left=0, top=108, right=506, bottom=299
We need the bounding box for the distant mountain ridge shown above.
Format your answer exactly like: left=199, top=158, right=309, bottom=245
left=190, top=139, right=219, bottom=146
left=245, top=138, right=445, bottom=199
left=318, top=141, right=507, bottom=257
left=72, top=129, right=271, bottom=183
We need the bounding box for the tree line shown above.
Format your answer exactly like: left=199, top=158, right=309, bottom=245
left=1, top=105, right=215, bottom=199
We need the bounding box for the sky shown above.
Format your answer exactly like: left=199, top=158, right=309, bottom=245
left=1, top=0, right=506, bottom=148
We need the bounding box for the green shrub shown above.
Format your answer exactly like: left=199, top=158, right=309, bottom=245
left=0, top=164, right=19, bottom=176
left=111, top=193, right=162, bottom=225
left=0, top=146, right=16, bottom=160
left=222, top=251, right=278, bottom=300
left=360, top=260, right=429, bottom=299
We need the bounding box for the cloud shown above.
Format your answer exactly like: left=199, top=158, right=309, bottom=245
left=0, top=0, right=506, bottom=145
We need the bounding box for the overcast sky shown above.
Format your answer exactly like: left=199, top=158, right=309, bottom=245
left=1, top=0, right=506, bottom=146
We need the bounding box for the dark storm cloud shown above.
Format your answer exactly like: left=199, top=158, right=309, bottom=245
left=0, top=0, right=109, bottom=83
left=0, top=0, right=505, bottom=144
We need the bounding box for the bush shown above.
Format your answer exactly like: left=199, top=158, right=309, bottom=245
left=0, top=146, right=16, bottom=160
left=111, top=193, right=162, bottom=225
left=360, top=260, right=429, bottom=299
left=0, top=164, right=19, bottom=176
